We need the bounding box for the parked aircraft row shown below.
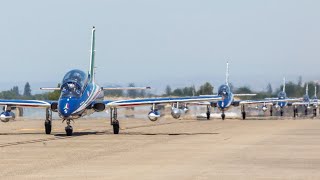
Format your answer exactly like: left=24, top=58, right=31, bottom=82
left=0, top=27, right=318, bottom=136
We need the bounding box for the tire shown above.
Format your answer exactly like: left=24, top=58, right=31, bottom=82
left=44, top=121, right=52, bottom=134
left=280, top=110, right=283, bottom=116
left=113, top=124, right=120, bottom=134
left=242, top=112, right=246, bottom=120
left=206, top=112, right=210, bottom=120
left=221, top=114, right=225, bottom=120
left=65, top=126, right=73, bottom=136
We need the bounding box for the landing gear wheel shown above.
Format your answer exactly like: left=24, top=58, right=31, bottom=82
left=44, top=121, right=52, bottom=134
left=280, top=110, right=284, bottom=116
left=221, top=113, right=225, bottom=120
left=206, top=112, right=211, bottom=120
left=305, top=108, right=308, bottom=116
left=65, top=126, right=73, bottom=136
left=270, top=108, right=273, bottom=116
left=45, top=108, right=52, bottom=134
left=313, top=109, right=317, bottom=117
left=112, top=120, right=120, bottom=134
left=293, top=108, right=297, bottom=118
left=242, top=112, right=246, bottom=120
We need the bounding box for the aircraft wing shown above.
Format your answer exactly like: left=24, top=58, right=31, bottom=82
left=240, top=98, right=303, bottom=105
left=271, top=98, right=302, bottom=102
left=40, top=87, right=60, bottom=91
left=234, top=94, right=257, bottom=97
left=104, top=95, right=221, bottom=107
left=292, top=101, right=319, bottom=106
left=240, top=100, right=273, bottom=106
left=292, top=102, right=309, bottom=106
left=0, top=99, right=51, bottom=108
left=103, top=87, right=151, bottom=90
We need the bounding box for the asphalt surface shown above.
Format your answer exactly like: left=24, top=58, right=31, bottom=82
left=1, top=117, right=320, bottom=179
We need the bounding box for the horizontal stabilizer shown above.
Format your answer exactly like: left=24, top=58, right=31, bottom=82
left=40, top=87, right=60, bottom=91
left=103, top=87, right=151, bottom=90
left=240, top=100, right=273, bottom=105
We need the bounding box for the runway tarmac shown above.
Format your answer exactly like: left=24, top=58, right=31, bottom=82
left=1, top=117, right=320, bottom=179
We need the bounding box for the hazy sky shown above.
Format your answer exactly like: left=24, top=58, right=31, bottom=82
left=1, top=0, right=320, bottom=93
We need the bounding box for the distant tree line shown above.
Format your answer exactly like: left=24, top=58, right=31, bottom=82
left=104, top=83, right=152, bottom=98
left=0, top=82, right=60, bottom=100
left=164, top=82, right=214, bottom=96
left=163, top=76, right=319, bottom=99
left=234, top=76, right=319, bottom=100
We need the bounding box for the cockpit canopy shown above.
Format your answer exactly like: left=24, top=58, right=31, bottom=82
left=218, top=85, right=230, bottom=97
left=303, top=95, right=310, bottom=102
left=278, top=91, right=287, bottom=99
left=61, top=70, right=88, bottom=98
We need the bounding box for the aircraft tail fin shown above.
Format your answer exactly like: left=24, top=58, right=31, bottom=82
left=89, top=26, right=96, bottom=82
left=315, top=85, right=317, bottom=98
left=306, top=83, right=309, bottom=96
left=226, top=62, right=229, bottom=85
left=283, top=77, right=286, bottom=92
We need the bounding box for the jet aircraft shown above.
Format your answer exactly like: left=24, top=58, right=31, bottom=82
left=0, top=27, right=222, bottom=136
left=242, top=78, right=303, bottom=117
left=209, top=62, right=256, bottom=120
left=293, top=84, right=319, bottom=117
left=261, top=78, right=302, bottom=116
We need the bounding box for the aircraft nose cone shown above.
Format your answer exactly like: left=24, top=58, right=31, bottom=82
left=58, top=98, right=77, bottom=118
left=279, top=102, right=285, bottom=107
left=219, top=101, right=225, bottom=109
left=60, top=108, right=71, bottom=117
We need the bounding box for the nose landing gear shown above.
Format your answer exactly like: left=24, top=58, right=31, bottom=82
left=221, top=111, right=225, bottom=120
left=65, top=119, right=73, bottom=136
left=280, top=108, right=284, bottom=116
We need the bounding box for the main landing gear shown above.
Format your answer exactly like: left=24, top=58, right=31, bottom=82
left=293, top=106, right=298, bottom=118
left=110, top=108, right=120, bottom=134
left=44, top=108, right=52, bottom=134
left=241, top=105, right=246, bottom=120
left=304, top=106, right=308, bottom=116
left=206, top=105, right=211, bottom=120
left=270, top=106, right=273, bottom=116
left=313, top=108, right=317, bottom=117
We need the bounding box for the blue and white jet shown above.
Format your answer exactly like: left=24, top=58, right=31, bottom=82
left=209, top=63, right=257, bottom=120
left=0, top=27, right=222, bottom=136
left=260, top=78, right=302, bottom=116
left=292, top=84, right=319, bottom=117
left=242, top=78, right=303, bottom=117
